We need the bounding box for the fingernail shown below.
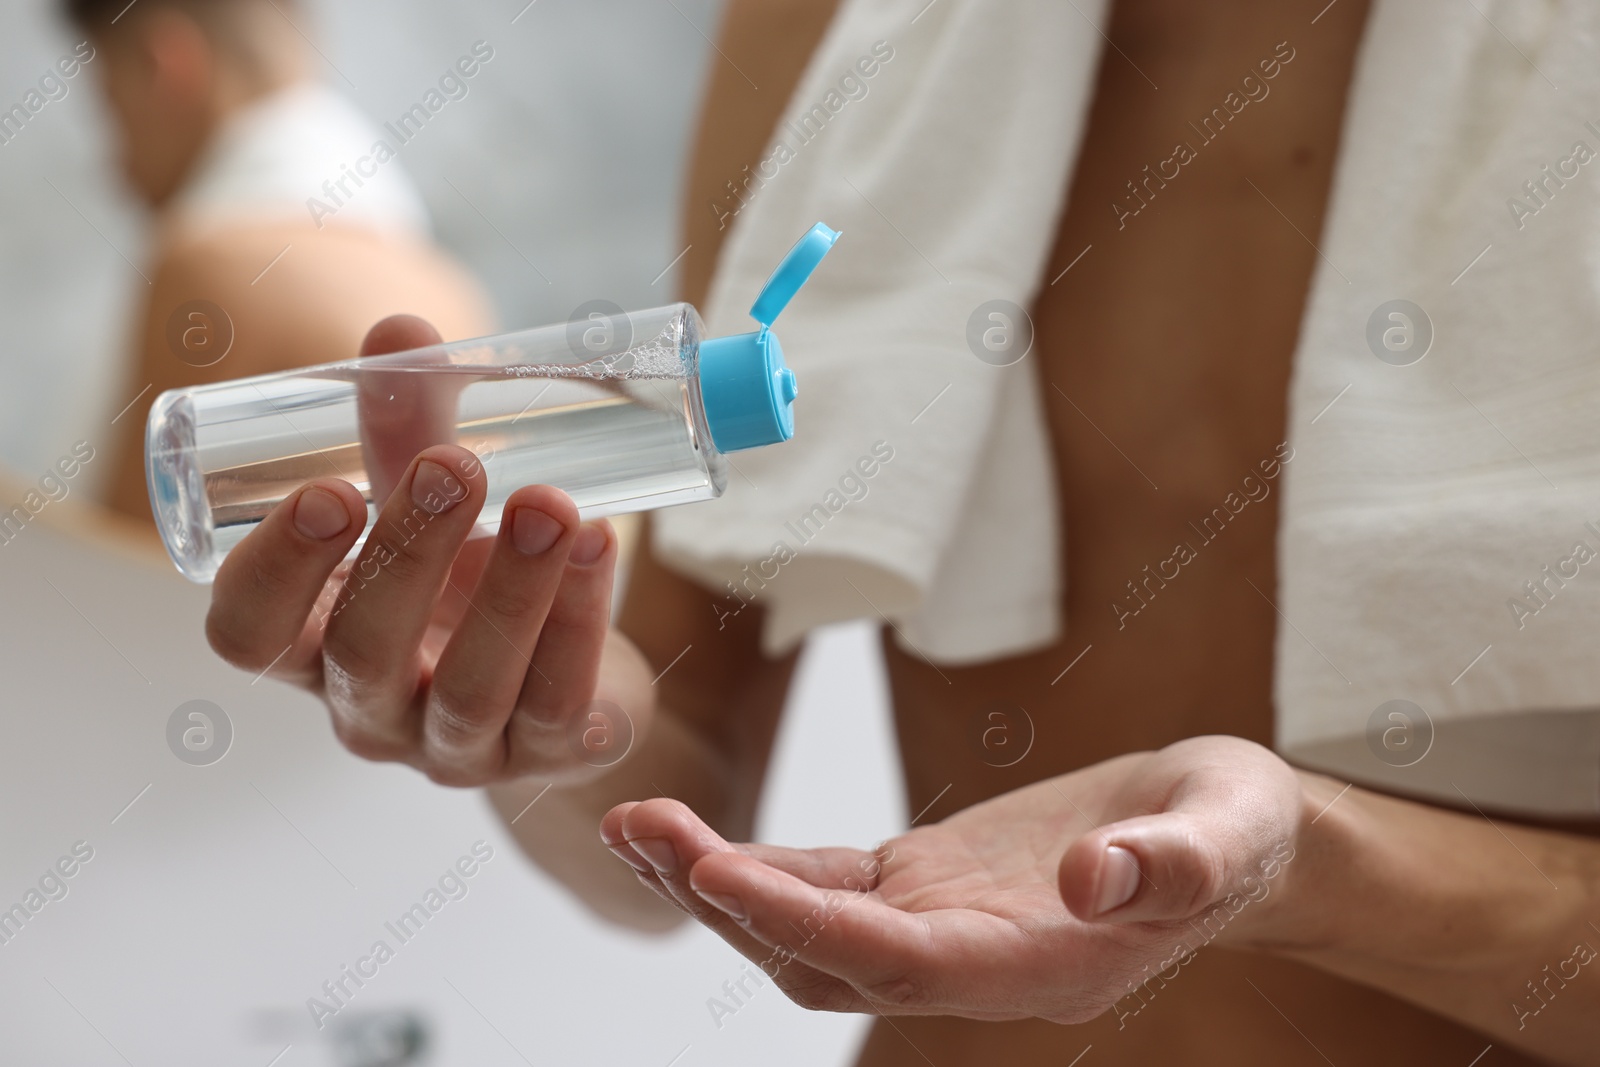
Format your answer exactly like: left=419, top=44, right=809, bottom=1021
left=1096, top=846, right=1141, bottom=916
left=293, top=487, right=350, bottom=541
left=511, top=507, right=563, bottom=555
left=412, top=459, right=464, bottom=514
left=608, top=844, right=652, bottom=874
left=569, top=523, right=607, bottom=565
left=630, top=837, right=677, bottom=875
left=697, top=889, right=748, bottom=922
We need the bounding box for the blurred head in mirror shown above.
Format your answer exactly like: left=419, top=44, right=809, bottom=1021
left=64, top=0, right=306, bottom=208
left=59, top=0, right=493, bottom=522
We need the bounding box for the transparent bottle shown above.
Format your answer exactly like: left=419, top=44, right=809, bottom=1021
left=146, top=222, right=839, bottom=582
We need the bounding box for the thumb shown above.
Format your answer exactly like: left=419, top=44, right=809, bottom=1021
left=1058, top=811, right=1235, bottom=925
left=356, top=314, right=465, bottom=503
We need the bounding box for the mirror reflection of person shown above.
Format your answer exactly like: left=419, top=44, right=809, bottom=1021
left=197, top=2, right=1600, bottom=1066
left=62, top=0, right=492, bottom=521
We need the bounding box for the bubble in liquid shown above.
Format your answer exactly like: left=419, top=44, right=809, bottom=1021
left=501, top=323, right=688, bottom=382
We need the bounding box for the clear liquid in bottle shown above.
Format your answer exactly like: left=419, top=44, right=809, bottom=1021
left=147, top=221, right=839, bottom=583
left=148, top=304, right=725, bottom=582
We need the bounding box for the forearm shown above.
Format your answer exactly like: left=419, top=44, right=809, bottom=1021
left=498, top=0, right=840, bottom=929
left=1255, top=772, right=1600, bottom=1064
left=488, top=703, right=730, bottom=931
left=488, top=538, right=799, bottom=931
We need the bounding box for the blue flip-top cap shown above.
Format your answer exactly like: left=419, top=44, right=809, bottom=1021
left=698, top=222, right=840, bottom=452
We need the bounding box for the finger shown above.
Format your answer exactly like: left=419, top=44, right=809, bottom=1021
left=737, top=841, right=887, bottom=893
left=604, top=800, right=865, bottom=1013
left=689, top=850, right=1036, bottom=1017
left=601, top=800, right=782, bottom=953
left=420, top=485, right=580, bottom=783
left=611, top=798, right=761, bottom=924
left=605, top=798, right=883, bottom=919
left=319, top=444, right=487, bottom=755
left=1060, top=740, right=1300, bottom=926
left=1059, top=811, right=1229, bottom=924
left=355, top=315, right=466, bottom=502
left=207, top=478, right=367, bottom=684
left=598, top=801, right=756, bottom=898
left=504, top=519, right=618, bottom=760
left=598, top=801, right=653, bottom=873
left=602, top=802, right=1033, bottom=1019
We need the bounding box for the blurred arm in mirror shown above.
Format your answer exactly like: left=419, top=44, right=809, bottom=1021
left=61, top=0, right=493, bottom=522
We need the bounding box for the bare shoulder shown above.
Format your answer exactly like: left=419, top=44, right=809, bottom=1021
left=147, top=220, right=494, bottom=379
left=101, top=220, right=494, bottom=517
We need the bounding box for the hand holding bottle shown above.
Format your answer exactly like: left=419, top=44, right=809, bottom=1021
left=146, top=222, right=837, bottom=583
left=204, top=314, right=657, bottom=786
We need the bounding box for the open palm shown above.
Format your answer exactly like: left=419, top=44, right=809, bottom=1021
left=602, top=737, right=1304, bottom=1024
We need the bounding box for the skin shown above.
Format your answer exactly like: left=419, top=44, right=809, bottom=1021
left=88, top=3, right=492, bottom=521
left=601, top=737, right=1308, bottom=1022
left=201, top=0, right=1600, bottom=1064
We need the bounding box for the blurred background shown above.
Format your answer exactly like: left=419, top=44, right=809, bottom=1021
left=0, top=1, right=902, bottom=1063
left=3, top=0, right=726, bottom=478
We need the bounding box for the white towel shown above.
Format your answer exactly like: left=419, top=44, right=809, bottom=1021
left=168, top=81, right=431, bottom=238
left=657, top=0, right=1600, bottom=816
left=654, top=0, right=1103, bottom=666
left=1274, top=0, right=1600, bottom=817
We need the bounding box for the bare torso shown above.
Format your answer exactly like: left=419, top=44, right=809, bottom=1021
left=682, top=1, right=1553, bottom=1062
left=871, top=1, right=1552, bottom=1064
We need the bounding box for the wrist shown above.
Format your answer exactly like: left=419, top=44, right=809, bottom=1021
left=1229, top=768, right=1350, bottom=954
left=1234, top=769, right=1591, bottom=976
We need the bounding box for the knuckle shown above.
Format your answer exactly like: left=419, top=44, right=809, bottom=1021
left=319, top=631, right=391, bottom=692
left=376, top=541, right=430, bottom=587
left=478, top=579, right=549, bottom=626
left=1175, top=827, right=1231, bottom=915
left=859, top=970, right=927, bottom=1009
left=423, top=690, right=498, bottom=750
left=510, top=691, right=575, bottom=740
left=511, top=752, right=589, bottom=784
left=328, top=712, right=407, bottom=763
left=245, top=557, right=295, bottom=602
left=502, top=731, right=583, bottom=782
left=360, top=532, right=431, bottom=588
